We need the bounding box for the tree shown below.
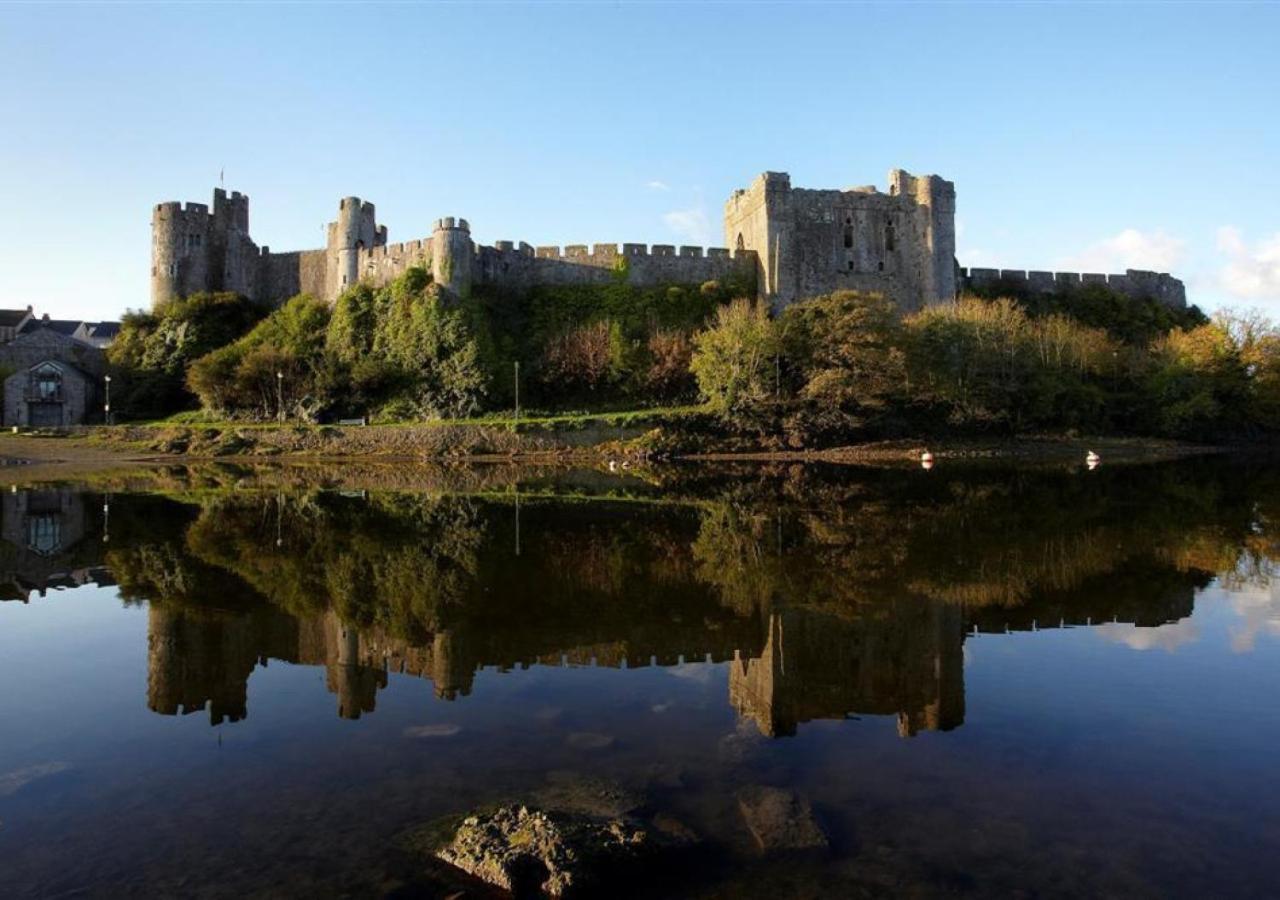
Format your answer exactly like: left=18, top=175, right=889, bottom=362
left=781, top=291, right=905, bottom=411
left=1145, top=321, right=1249, bottom=439
left=690, top=298, right=779, bottom=415
left=108, top=292, right=264, bottom=418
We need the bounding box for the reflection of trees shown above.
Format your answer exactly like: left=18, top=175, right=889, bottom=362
left=84, top=455, right=1280, bottom=733
left=692, top=461, right=1279, bottom=615
left=184, top=493, right=484, bottom=640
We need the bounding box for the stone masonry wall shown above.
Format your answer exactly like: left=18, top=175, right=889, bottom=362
left=960, top=267, right=1187, bottom=310
left=724, top=169, right=955, bottom=313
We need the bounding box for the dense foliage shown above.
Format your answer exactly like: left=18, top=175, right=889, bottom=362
left=692, top=291, right=1280, bottom=442
left=178, top=269, right=737, bottom=420
left=967, top=279, right=1208, bottom=344
left=107, top=292, right=265, bottom=418
left=104, top=267, right=1280, bottom=445
left=187, top=272, right=490, bottom=420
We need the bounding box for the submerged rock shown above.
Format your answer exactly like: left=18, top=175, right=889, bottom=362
left=531, top=772, right=646, bottom=820
left=435, top=804, right=651, bottom=897
left=736, top=786, right=828, bottom=854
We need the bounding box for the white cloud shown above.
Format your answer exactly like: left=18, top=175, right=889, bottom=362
left=1216, top=226, right=1280, bottom=301
left=646, top=180, right=670, bottom=192
left=1060, top=228, right=1186, bottom=273
left=1225, top=581, right=1280, bottom=653
left=662, top=205, right=712, bottom=245
left=1094, top=619, right=1199, bottom=653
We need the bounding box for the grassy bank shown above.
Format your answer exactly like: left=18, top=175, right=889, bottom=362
left=0, top=406, right=1228, bottom=480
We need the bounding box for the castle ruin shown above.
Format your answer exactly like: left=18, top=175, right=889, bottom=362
left=152, top=169, right=1186, bottom=312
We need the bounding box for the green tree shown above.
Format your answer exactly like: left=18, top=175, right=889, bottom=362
left=781, top=290, right=906, bottom=412
left=690, top=298, right=779, bottom=416
left=108, top=292, right=264, bottom=418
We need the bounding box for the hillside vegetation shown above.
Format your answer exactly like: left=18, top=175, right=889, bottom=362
left=104, top=268, right=1280, bottom=444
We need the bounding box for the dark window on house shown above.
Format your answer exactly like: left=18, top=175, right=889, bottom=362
left=26, top=515, right=61, bottom=556
left=32, top=364, right=61, bottom=401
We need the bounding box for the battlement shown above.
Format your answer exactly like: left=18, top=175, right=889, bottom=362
left=154, top=201, right=210, bottom=216
left=434, top=217, right=470, bottom=232
left=153, top=168, right=1184, bottom=315
left=960, top=267, right=1187, bottom=309
left=338, top=196, right=376, bottom=214
left=524, top=242, right=743, bottom=261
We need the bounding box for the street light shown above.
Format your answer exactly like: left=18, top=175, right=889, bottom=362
left=103, top=374, right=112, bottom=425
left=276, top=371, right=284, bottom=423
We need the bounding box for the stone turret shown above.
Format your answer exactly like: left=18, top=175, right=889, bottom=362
left=432, top=217, right=474, bottom=299
left=151, top=188, right=256, bottom=307
left=326, top=197, right=384, bottom=297
left=888, top=169, right=957, bottom=305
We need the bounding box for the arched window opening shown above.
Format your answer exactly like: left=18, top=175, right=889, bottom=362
left=31, top=363, right=62, bottom=402
left=885, top=222, right=896, bottom=253
left=735, top=233, right=745, bottom=251
left=843, top=226, right=854, bottom=249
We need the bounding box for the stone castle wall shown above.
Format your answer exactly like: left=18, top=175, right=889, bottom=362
left=150, top=171, right=1186, bottom=314
left=961, top=266, right=1187, bottom=309
left=724, top=169, right=956, bottom=313
left=152, top=193, right=757, bottom=309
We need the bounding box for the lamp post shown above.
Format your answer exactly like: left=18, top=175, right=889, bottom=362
left=103, top=374, right=111, bottom=425
left=276, top=371, right=284, bottom=423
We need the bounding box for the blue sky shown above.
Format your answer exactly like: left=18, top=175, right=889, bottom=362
left=1, top=1, right=1277, bottom=322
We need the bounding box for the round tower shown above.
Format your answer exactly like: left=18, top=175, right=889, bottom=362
left=327, top=197, right=381, bottom=298
left=432, top=217, right=474, bottom=299
left=151, top=202, right=209, bottom=307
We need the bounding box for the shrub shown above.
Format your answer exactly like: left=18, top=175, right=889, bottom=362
left=690, top=298, right=779, bottom=416
left=108, top=292, right=265, bottom=418
left=645, top=328, right=696, bottom=400
left=187, top=294, right=331, bottom=419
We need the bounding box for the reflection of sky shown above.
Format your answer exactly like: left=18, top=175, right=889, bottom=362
left=1091, top=575, right=1280, bottom=655
left=1224, top=578, right=1280, bottom=653
left=1094, top=619, right=1200, bottom=652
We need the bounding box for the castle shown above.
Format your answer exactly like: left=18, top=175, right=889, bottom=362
left=152, top=169, right=1186, bottom=312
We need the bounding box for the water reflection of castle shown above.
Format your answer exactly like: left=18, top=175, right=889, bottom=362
left=0, top=486, right=1207, bottom=738
left=144, top=580, right=1194, bottom=736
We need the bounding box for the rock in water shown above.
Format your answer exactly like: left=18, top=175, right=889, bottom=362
left=436, top=805, right=651, bottom=897
left=736, top=786, right=828, bottom=853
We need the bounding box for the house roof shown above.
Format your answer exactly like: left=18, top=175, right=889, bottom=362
left=81, top=322, right=121, bottom=340
left=20, top=318, right=82, bottom=337
left=4, top=357, right=93, bottom=383
left=0, top=309, right=31, bottom=327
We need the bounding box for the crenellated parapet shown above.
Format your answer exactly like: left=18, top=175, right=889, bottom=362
left=151, top=169, right=1187, bottom=314
left=960, top=266, right=1187, bottom=310
left=724, top=168, right=957, bottom=312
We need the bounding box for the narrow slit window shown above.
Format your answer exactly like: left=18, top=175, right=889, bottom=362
left=885, top=223, right=896, bottom=252
left=843, top=226, right=854, bottom=249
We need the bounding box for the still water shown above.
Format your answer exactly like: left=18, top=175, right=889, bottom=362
left=0, top=459, right=1278, bottom=897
